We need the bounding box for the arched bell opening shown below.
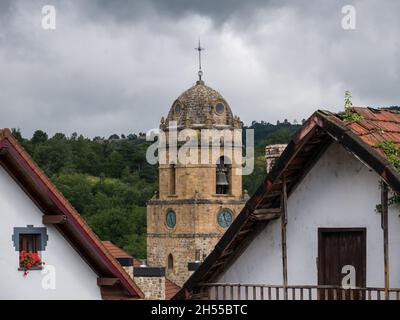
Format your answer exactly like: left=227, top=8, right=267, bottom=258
left=216, top=156, right=231, bottom=195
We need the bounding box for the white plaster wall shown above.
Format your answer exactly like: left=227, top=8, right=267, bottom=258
left=217, top=219, right=282, bottom=299
left=0, top=166, right=102, bottom=300
left=218, top=142, right=400, bottom=297
left=218, top=218, right=282, bottom=285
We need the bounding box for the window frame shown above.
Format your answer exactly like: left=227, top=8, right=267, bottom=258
left=214, top=102, right=226, bottom=115
left=19, top=233, right=41, bottom=253
left=12, top=225, right=47, bottom=271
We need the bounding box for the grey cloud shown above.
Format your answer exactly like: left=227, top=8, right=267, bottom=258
left=87, top=0, right=278, bottom=25
left=0, top=0, right=399, bottom=138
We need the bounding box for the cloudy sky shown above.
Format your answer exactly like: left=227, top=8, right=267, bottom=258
left=0, top=0, right=399, bottom=138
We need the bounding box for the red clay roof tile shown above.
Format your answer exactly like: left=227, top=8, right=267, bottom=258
left=165, top=278, right=181, bottom=300
left=342, top=108, right=400, bottom=158
left=102, top=241, right=131, bottom=258
left=102, top=241, right=142, bottom=267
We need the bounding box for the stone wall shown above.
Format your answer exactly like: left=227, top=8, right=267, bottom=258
left=147, top=200, right=245, bottom=286
left=123, top=266, right=133, bottom=278
left=134, top=275, right=165, bottom=300
left=265, top=144, right=287, bottom=173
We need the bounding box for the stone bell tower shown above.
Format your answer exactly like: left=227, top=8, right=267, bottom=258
left=146, top=46, right=247, bottom=286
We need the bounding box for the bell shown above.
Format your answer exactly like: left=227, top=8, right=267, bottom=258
left=216, top=171, right=229, bottom=186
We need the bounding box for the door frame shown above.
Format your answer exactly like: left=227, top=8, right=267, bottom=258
left=317, top=227, right=367, bottom=287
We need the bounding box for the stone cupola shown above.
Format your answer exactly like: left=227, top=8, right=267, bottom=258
left=164, top=80, right=240, bottom=130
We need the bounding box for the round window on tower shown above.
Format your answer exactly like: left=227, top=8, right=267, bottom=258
left=217, top=208, right=233, bottom=228
left=215, top=102, right=225, bottom=115
left=174, top=103, right=182, bottom=115
left=166, top=209, right=176, bottom=229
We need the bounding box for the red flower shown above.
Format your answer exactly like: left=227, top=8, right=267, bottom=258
left=20, top=251, right=44, bottom=277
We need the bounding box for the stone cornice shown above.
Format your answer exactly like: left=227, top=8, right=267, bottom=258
left=147, top=198, right=247, bottom=205
left=147, top=233, right=222, bottom=238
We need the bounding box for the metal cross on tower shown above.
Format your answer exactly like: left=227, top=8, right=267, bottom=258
left=195, top=39, right=205, bottom=81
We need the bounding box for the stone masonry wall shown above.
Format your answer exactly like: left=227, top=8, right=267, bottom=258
left=147, top=201, right=245, bottom=286
left=265, top=144, right=287, bottom=173
left=134, top=276, right=165, bottom=300
left=123, top=266, right=133, bottom=279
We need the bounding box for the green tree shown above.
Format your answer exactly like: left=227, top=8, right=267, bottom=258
left=105, top=150, right=126, bottom=178
left=52, top=173, right=94, bottom=215
left=31, top=130, right=48, bottom=144
left=11, top=128, right=24, bottom=143
left=86, top=206, right=146, bottom=258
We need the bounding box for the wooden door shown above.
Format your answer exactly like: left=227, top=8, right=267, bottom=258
left=318, top=228, right=366, bottom=300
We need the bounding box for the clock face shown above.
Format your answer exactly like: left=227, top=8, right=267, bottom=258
left=217, top=209, right=233, bottom=228
left=166, top=210, right=176, bottom=229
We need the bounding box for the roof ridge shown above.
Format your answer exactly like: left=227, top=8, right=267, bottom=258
left=352, top=106, right=400, bottom=115
left=359, top=118, right=400, bottom=123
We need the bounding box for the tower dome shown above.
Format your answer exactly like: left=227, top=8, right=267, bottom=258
left=164, top=80, right=240, bottom=129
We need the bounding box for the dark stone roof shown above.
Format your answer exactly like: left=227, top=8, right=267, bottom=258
left=165, top=80, right=236, bottom=128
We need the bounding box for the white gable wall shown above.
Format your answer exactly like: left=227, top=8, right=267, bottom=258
left=0, top=165, right=101, bottom=299
left=219, top=142, right=400, bottom=294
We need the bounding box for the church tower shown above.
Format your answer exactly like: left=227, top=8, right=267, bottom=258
left=146, top=45, right=247, bottom=286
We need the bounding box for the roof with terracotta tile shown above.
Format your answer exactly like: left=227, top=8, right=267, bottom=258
left=102, top=241, right=142, bottom=267
left=102, top=241, right=131, bottom=258
left=165, top=278, right=181, bottom=300
left=0, top=129, right=144, bottom=299
left=341, top=107, right=400, bottom=159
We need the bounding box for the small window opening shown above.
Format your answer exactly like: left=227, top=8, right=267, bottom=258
left=168, top=254, right=174, bottom=270
left=170, top=164, right=176, bottom=195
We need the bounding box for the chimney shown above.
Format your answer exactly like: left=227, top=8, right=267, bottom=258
left=265, top=144, right=287, bottom=173
left=133, top=266, right=166, bottom=300
left=194, top=249, right=201, bottom=263
left=188, top=249, right=202, bottom=272
left=140, top=259, right=147, bottom=267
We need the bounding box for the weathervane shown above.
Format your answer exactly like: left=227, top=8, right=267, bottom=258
left=195, top=39, right=205, bottom=81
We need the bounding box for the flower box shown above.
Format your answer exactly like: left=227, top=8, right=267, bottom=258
left=19, top=251, right=44, bottom=277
